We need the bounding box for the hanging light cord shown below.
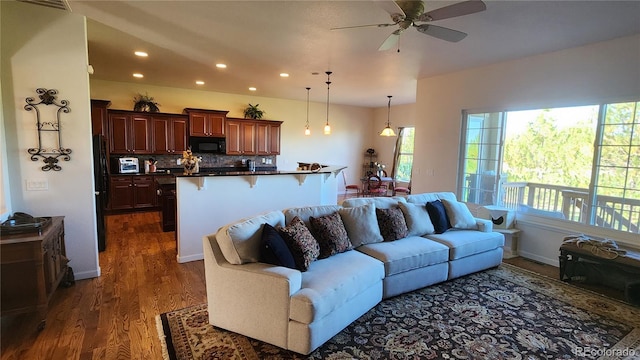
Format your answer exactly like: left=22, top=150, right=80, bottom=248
left=325, top=71, right=332, bottom=126
left=387, top=95, right=392, bottom=126
left=306, top=87, right=310, bottom=129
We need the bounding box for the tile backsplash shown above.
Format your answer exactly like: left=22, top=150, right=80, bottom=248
left=111, top=153, right=276, bottom=171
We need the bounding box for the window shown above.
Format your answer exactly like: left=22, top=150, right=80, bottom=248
left=393, top=127, right=415, bottom=183
left=459, top=101, right=639, bottom=234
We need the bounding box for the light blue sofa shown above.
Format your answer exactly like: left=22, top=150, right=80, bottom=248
left=203, top=192, right=504, bottom=354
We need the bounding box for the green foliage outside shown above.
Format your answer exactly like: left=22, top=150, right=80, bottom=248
left=395, top=128, right=415, bottom=182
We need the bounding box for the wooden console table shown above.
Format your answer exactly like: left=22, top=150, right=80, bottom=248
left=1, top=216, right=69, bottom=329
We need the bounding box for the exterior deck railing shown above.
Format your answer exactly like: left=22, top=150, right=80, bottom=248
left=500, top=182, right=640, bottom=234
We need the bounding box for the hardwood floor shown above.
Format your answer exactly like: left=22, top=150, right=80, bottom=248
left=0, top=209, right=625, bottom=360
left=1, top=211, right=206, bottom=360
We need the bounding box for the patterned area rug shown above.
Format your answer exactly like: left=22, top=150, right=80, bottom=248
left=156, top=264, right=640, bottom=359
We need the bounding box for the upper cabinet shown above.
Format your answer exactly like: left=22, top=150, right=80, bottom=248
left=151, top=115, right=188, bottom=154
left=184, top=109, right=228, bottom=137
left=91, top=99, right=111, bottom=137
left=226, top=118, right=282, bottom=155
left=108, top=110, right=153, bottom=154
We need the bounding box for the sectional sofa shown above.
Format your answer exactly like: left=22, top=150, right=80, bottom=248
left=203, top=192, right=505, bottom=355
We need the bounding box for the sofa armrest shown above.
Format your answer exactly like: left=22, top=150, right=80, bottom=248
left=475, top=218, right=493, bottom=232
left=203, top=234, right=302, bottom=349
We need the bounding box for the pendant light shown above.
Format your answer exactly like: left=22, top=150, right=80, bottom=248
left=304, top=87, right=311, bottom=135
left=324, top=71, right=332, bottom=135
left=380, top=95, right=397, bottom=137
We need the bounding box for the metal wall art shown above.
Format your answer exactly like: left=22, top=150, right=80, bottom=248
left=25, top=88, right=72, bottom=171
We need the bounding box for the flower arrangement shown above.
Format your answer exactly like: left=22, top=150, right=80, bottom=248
left=374, top=162, right=386, bottom=177
left=243, top=103, right=265, bottom=119
left=133, top=93, right=160, bottom=112
left=181, top=147, right=202, bottom=175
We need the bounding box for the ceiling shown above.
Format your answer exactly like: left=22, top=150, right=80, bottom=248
left=65, top=0, right=640, bottom=108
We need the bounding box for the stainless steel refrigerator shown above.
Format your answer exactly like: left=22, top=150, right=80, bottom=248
left=93, top=135, right=108, bottom=252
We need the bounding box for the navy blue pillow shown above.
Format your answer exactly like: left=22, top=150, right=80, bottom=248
left=260, top=223, right=296, bottom=269
left=426, top=200, right=451, bottom=234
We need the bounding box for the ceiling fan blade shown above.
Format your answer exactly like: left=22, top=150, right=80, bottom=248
left=378, top=29, right=403, bottom=51
left=374, top=0, right=405, bottom=17
left=331, top=23, right=395, bottom=30
left=417, top=0, right=486, bottom=22
left=415, top=24, right=467, bottom=42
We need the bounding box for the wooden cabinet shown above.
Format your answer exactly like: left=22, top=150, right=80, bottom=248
left=152, top=115, right=188, bottom=154
left=156, top=177, right=176, bottom=232
left=108, top=111, right=152, bottom=154
left=91, top=99, right=110, bottom=136
left=226, top=118, right=282, bottom=155
left=184, top=108, right=228, bottom=137
left=109, top=175, right=156, bottom=210
left=1, top=217, right=68, bottom=329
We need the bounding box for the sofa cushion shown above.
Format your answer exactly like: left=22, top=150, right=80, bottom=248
left=425, top=230, right=505, bottom=260
left=260, top=223, right=296, bottom=269
left=284, top=205, right=342, bottom=228
left=278, top=216, right=320, bottom=271
left=216, top=210, right=286, bottom=265
left=376, top=207, right=409, bottom=241
left=406, top=192, right=457, bottom=205
left=342, top=196, right=407, bottom=209
left=309, top=212, right=353, bottom=258
left=442, top=199, right=478, bottom=230
left=338, top=204, right=383, bottom=247
left=398, top=202, right=435, bottom=236
left=426, top=200, right=451, bottom=234
left=289, top=250, right=384, bottom=324
left=357, top=236, right=449, bottom=277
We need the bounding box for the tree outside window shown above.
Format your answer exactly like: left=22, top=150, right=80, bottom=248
left=394, top=127, right=415, bottom=183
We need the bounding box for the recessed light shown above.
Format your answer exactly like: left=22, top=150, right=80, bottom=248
left=216, top=63, right=227, bottom=69
left=134, top=51, right=148, bottom=57
left=280, top=73, right=289, bottom=78
left=195, top=80, right=205, bottom=85
left=249, top=87, right=257, bottom=91
left=133, top=73, right=144, bottom=78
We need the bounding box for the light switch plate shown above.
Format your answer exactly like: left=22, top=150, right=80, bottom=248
left=26, top=179, right=48, bottom=191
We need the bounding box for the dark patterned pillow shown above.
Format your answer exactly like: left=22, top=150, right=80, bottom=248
left=309, top=212, right=353, bottom=258
left=277, top=216, right=320, bottom=271
left=375, top=207, right=409, bottom=241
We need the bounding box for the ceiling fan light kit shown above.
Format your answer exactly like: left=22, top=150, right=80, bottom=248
left=332, top=0, right=486, bottom=51
left=380, top=95, right=397, bottom=137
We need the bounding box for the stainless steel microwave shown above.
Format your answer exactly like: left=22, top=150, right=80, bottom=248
left=189, top=137, right=226, bottom=154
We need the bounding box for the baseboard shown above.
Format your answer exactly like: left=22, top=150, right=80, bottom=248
left=518, top=250, right=558, bottom=267
left=73, top=267, right=101, bottom=280
left=177, top=253, right=204, bottom=263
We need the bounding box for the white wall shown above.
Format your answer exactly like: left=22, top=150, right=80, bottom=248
left=413, top=34, right=640, bottom=265
left=413, top=34, right=640, bottom=194
left=90, top=80, right=373, bottom=188
left=1, top=2, right=100, bottom=279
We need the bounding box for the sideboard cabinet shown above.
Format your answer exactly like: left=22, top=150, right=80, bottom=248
left=1, top=216, right=68, bottom=329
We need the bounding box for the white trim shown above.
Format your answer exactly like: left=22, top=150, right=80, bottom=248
left=73, top=267, right=100, bottom=280
left=177, top=253, right=204, bottom=264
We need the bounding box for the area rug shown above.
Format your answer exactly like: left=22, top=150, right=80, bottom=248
left=156, top=264, right=640, bottom=359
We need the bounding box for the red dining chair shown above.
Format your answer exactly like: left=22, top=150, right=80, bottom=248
left=367, top=175, right=389, bottom=197
left=342, top=171, right=361, bottom=198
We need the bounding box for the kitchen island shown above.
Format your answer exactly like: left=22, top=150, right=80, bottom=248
left=174, top=166, right=345, bottom=263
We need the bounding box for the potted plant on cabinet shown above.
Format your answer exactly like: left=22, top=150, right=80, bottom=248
left=243, top=103, right=265, bottom=119
left=133, top=93, right=160, bottom=112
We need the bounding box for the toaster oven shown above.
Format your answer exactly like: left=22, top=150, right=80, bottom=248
left=119, top=157, right=139, bottom=174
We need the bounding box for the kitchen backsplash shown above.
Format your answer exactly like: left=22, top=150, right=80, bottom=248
left=111, top=153, right=277, bottom=171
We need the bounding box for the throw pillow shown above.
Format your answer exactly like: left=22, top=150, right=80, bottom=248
left=442, top=199, right=478, bottom=230
left=376, top=207, right=409, bottom=241
left=426, top=200, right=451, bottom=234
left=309, top=212, right=353, bottom=258
left=398, top=202, right=435, bottom=236
left=338, top=204, right=384, bottom=247
left=259, top=223, right=296, bottom=269
left=277, top=216, right=320, bottom=271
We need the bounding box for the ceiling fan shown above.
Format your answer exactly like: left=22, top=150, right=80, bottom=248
left=332, top=0, right=487, bottom=51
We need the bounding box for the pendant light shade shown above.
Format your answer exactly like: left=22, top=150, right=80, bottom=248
left=324, top=71, right=332, bottom=135
left=380, top=95, right=397, bottom=137
left=304, top=87, right=311, bottom=135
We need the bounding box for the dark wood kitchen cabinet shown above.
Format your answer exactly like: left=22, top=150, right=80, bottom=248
left=184, top=108, right=228, bottom=137
left=1, top=217, right=68, bottom=329
left=109, top=175, right=155, bottom=210
left=108, top=110, right=152, bottom=154
left=91, top=99, right=111, bottom=136
left=152, top=115, right=188, bottom=154
left=227, top=118, right=282, bottom=155
left=156, top=177, right=176, bottom=232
